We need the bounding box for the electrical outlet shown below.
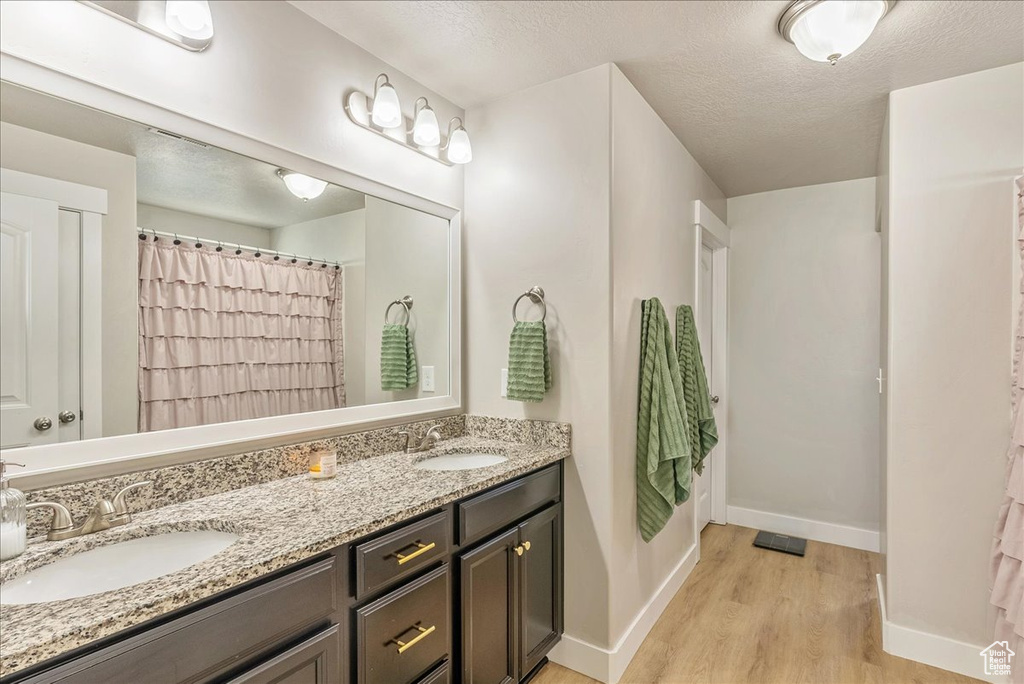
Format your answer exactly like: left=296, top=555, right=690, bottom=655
left=501, top=368, right=508, bottom=398
left=422, top=366, right=435, bottom=392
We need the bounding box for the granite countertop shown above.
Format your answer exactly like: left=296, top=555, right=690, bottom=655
left=0, top=436, right=569, bottom=677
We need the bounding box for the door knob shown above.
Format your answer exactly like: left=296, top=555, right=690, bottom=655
left=711, top=396, right=720, bottom=405
left=58, top=410, right=77, bottom=424
left=33, top=417, right=53, bottom=431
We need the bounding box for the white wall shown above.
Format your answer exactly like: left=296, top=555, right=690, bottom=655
left=137, top=203, right=272, bottom=248
left=466, top=64, right=727, bottom=680
left=0, top=0, right=463, bottom=222
left=1, top=121, right=137, bottom=438
left=364, top=197, right=450, bottom=404
left=273, top=209, right=367, bottom=407
left=884, top=62, right=1022, bottom=647
left=727, top=179, right=880, bottom=532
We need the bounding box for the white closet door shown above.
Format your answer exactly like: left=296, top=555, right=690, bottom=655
left=0, top=192, right=60, bottom=448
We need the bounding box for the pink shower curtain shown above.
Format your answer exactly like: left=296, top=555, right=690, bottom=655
left=138, top=240, right=346, bottom=432
left=992, top=177, right=1024, bottom=682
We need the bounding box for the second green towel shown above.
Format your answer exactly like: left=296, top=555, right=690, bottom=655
left=676, top=305, right=719, bottom=475
left=507, top=321, right=552, bottom=402
left=381, top=323, right=418, bottom=391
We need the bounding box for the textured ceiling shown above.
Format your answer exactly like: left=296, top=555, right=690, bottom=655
left=0, top=83, right=365, bottom=228
left=290, top=0, right=1024, bottom=197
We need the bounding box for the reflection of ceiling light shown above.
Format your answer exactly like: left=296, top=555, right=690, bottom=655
left=412, top=97, right=441, bottom=147
left=165, top=0, right=214, bottom=41
left=277, top=170, right=328, bottom=201
left=371, top=73, right=403, bottom=129
left=778, top=0, right=893, bottom=66
left=443, top=118, right=472, bottom=164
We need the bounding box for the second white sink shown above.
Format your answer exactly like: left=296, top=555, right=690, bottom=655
left=414, top=453, right=508, bottom=471
left=0, top=530, right=240, bottom=605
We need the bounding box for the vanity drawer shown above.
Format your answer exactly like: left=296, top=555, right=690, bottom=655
left=15, top=557, right=337, bottom=684
left=456, top=464, right=560, bottom=546
left=355, top=564, right=449, bottom=684
left=354, top=511, right=450, bottom=600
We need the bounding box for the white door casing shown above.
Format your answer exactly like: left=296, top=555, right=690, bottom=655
left=695, top=243, right=715, bottom=531
left=1, top=192, right=61, bottom=448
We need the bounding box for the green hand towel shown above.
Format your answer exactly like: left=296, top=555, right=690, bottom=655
left=637, top=298, right=692, bottom=543
left=381, top=323, right=418, bottom=391
left=676, top=305, right=719, bottom=475
left=507, top=321, right=552, bottom=402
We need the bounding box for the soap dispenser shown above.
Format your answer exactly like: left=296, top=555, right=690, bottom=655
left=0, top=460, right=27, bottom=561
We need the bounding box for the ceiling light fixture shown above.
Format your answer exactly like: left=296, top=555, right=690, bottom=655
left=277, top=170, right=328, bottom=202
left=370, top=73, right=403, bottom=129
left=412, top=97, right=442, bottom=147
left=443, top=118, right=473, bottom=165
left=165, top=0, right=214, bottom=41
left=778, top=0, right=894, bottom=66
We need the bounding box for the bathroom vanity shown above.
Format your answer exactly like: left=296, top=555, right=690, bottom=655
left=0, top=431, right=567, bottom=684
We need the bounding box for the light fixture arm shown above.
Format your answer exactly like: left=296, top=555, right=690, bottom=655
left=373, top=73, right=391, bottom=98
left=442, top=117, right=465, bottom=151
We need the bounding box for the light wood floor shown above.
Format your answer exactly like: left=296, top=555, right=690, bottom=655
left=534, top=524, right=981, bottom=684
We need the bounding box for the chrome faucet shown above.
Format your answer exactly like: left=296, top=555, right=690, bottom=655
left=27, top=481, right=152, bottom=541
left=398, top=425, right=443, bottom=454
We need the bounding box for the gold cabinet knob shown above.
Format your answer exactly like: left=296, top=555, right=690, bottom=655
left=514, top=545, right=524, bottom=556
left=522, top=540, right=531, bottom=551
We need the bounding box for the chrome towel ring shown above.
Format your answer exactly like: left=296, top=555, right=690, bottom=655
left=512, top=286, right=546, bottom=323
left=385, top=295, right=414, bottom=324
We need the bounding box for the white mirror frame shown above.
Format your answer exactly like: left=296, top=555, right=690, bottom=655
left=1, top=53, right=462, bottom=487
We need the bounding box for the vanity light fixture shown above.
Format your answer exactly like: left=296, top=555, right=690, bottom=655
left=778, top=0, right=895, bottom=65
left=443, top=118, right=473, bottom=165
left=371, top=74, right=403, bottom=129
left=412, top=98, right=442, bottom=147
left=165, top=0, right=214, bottom=41
left=277, top=170, right=328, bottom=202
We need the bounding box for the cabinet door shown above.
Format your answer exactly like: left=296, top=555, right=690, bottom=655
left=459, top=528, right=518, bottom=684
left=518, top=505, right=563, bottom=677
left=226, top=625, right=340, bottom=684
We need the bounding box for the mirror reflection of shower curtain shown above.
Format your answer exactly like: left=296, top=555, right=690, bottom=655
left=137, top=240, right=345, bottom=432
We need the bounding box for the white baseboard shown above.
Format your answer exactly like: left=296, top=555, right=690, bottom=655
left=876, top=574, right=1006, bottom=684
left=549, top=542, right=698, bottom=683
left=727, top=505, right=880, bottom=552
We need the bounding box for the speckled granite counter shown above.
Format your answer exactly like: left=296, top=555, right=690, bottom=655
left=0, top=431, right=569, bottom=677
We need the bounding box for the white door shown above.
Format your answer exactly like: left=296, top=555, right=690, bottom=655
left=1, top=192, right=61, bottom=448
left=695, top=242, right=715, bottom=531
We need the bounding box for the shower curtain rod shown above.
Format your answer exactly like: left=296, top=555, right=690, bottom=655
left=138, top=227, right=352, bottom=267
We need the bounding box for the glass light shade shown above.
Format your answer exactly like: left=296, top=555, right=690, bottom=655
left=371, top=83, right=403, bottom=129
left=165, top=0, right=214, bottom=41
left=446, top=128, right=472, bottom=164
left=280, top=172, right=328, bottom=201
left=413, top=106, right=441, bottom=147
left=789, top=0, right=886, bottom=63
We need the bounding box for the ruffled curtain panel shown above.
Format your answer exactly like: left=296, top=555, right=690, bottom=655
left=138, top=241, right=345, bottom=431
left=991, top=177, right=1024, bottom=683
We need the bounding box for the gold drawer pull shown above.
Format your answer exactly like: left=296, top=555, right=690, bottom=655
left=393, top=624, right=436, bottom=654
left=395, top=541, right=436, bottom=565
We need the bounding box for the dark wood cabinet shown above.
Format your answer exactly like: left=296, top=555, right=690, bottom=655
left=226, top=626, right=340, bottom=684
left=517, top=505, right=562, bottom=678
left=458, top=528, right=519, bottom=684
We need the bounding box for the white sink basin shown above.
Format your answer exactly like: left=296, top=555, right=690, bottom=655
left=0, top=530, right=240, bottom=605
left=414, top=453, right=508, bottom=471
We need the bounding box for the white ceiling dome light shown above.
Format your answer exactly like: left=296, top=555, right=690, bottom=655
left=277, top=170, right=328, bottom=201
left=778, top=0, right=895, bottom=66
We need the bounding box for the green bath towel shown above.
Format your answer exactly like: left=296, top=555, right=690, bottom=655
left=381, top=323, right=418, bottom=391
left=676, top=305, right=719, bottom=475
left=507, top=321, right=552, bottom=402
left=637, top=298, right=692, bottom=543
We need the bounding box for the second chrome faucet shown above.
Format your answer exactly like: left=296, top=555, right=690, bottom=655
left=398, top=425, right=442, bottom=454
left=27, top=481, right=152, bottom=541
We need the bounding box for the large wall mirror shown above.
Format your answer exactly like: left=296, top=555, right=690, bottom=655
left=0, top=79, right=457, bottom=473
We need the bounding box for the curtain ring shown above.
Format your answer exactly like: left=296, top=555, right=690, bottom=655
left=173, top=234, right=182, bottom=245
left=216, top=241, right=223, bottom=252
left=235, top=244, right=242, bottom=255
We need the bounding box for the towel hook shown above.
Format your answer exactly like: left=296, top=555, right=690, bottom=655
left=384, top=295, right=414, bottom=324
left=512, top=286, right=546, bottom=323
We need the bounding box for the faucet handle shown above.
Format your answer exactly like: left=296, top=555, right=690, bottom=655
left=112, top=480, right=152, bottom=516
left=26, top=501, right=75, bottom=533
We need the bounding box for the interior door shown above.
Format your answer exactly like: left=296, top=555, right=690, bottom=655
left=694, top=242, right=716, bottom=531
left=0, top=192, right=60, bottom=448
